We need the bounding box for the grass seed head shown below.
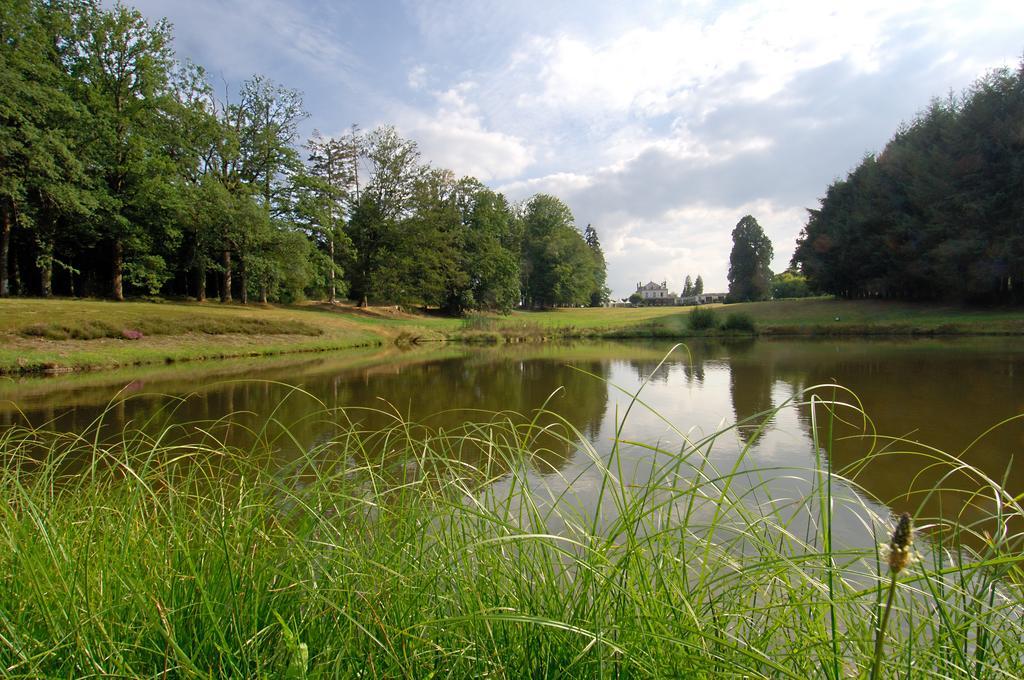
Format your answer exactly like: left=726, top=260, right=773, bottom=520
left=885, top=512, right=914, bottom=574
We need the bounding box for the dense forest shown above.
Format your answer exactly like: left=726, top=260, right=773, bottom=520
left=0, top=0, right=608, bottom=312
left=792, top=59, right=1024, bottom=304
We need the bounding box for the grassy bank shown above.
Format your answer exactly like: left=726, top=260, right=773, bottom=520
left=454, top=298, right=1024, bottom=342
left=0, top=298, right=448, bottom=375
left=1, top=387, right=1021, bottom=676
left=3, top=297, right=1024, bottom=375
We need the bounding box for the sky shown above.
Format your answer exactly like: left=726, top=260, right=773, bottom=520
left=121, top=0, right=1023, bottom=298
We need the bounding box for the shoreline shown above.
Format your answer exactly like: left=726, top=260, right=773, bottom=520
left=3, top=297, right=1024, bottom=377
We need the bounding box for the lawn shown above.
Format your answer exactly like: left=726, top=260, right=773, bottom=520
left=468, top=298, right=1024, bottom=337
left=0, top=299, right=406, bottom=374
left=3, top=297, right=1023, bottom=375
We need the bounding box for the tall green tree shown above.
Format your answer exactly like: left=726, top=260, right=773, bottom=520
left=73, top=2, right=178, bottom=300
left=301, top=130, right=358, bottom=302
left=694, top=274, right=703, bottom=296
left=793, top=59, right=1024, bottom=304
left=457, top=180, right=521, bottom=313
left=583, top=224, right=609, bottom=307
left=1, top=0, right=94, bottom=297
left=727, top=215, right=773, bottom=302
left=521, top=195, right=598, bottom=308
left=164, top=61, right=222, bottom=300
left=682, top=275, right=693, bottom=297
left=235, top=76, right=307, bottom=303
left=346, top=126, right=424, bottom=304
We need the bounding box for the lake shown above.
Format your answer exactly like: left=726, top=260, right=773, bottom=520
left=2, top=337, right=1021, bottom=549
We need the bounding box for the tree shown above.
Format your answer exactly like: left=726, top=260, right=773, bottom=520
left=235, top=76, right=307, bottom=303
left=399, top=167, right=464, bottom=309
left=694, top=275, right=703, bottom=296
left=682, top=275, right=693, bottom=297
left=771, top=268, right=810, bottom=299
left=346, top=126, right=424, bottom=304
left=629, top=292, right=643, bottom=305
left=458, top=180, right=521, bottom=313
left=727, top=216, right=773, bottom=302
left=793, top=58, right=1024, bottom=304
left=237, top=76, right=307, bottom=213
left=298, top=130, right=358, bottom=301
left=0, top=2, right=617, bottom=311
left=73, top=2, right=179, bottom=300
left=0, top=0, right=93, bottom=297
left=521, top=195, right=599, bottom=308
left=583, top=224, right=609, bottom=307
left=164, top=61, right=222, bottom=301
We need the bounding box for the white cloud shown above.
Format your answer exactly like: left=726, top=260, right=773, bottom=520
left=407, top=64, right=428, bottom=90
left=601, top=202, right=806, bottom=297
left=498, top=172, right=593, bottom=201
left=131, top=0, right=357, bottom=82
left=505, top=0, right=1010, bottom=126
left=129, top=0, right=1024, bottom=299
left=500, top=153, right=807, bottom=296
left=399, top=84, right=535, bottom=182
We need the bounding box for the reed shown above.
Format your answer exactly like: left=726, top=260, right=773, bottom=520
left=0, top=381, right=1021, bottom=677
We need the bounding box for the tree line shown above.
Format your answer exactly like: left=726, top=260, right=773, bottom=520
left=792, top=59, right=1024, bottom=304
left=0, top=0, right=607, bottom=312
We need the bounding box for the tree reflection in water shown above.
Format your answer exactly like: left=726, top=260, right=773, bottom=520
left=2, top=338, right=1021, bottom=542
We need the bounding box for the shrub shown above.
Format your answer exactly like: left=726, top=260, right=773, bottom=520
left=688, top=307, right=717, bottom=330
left=721, top=312, right=756, bottom=333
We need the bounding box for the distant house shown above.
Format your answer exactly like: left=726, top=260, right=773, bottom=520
left=679, top=292, right=727, bottom=306
left=636, top=281, right=677, bottom=306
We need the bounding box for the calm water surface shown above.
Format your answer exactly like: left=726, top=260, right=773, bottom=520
left=3, top=338, right=1022, bottom=548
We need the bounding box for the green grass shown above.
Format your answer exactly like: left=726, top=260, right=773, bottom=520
left=1, top=374, right=1021, bottom=677
left=19, top=315, right=321, bottom=340
left=0, top=299, right=409, bottom=374
left=3, top=297, right=1024, bottom=376
left=456, top=299, right=1024, bottom=341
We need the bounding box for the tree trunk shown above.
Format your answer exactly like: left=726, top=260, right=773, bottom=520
left=260, top=285, right=267, bottom=304
left=222, top=250, right=232, bottom=302
left=0, top=203, right=10, bottom=297
left=10, top=251, right=19, bottom=296
left=41, top=257, right=52, bottom=298
left=239, top=264, right=247, bottom=305
left=328, top=237, right=336, bottom=303
left=196, top=264, right=206, bottom=302
left=112, top=241, right=124, bottom=301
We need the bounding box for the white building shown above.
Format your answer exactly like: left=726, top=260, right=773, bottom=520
left=636, top=281, right=676, bottom=305
left=680, top=292, right=727, bottom=305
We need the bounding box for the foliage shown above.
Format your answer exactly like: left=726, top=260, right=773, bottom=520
left=688, top=306, right=717, bottom=330
left=521, top=195, right=606, bottom=309
left=771, top=268, right=812, bottom=299
left=0, top=1, right=603, bottom=313
left=628, top=292, right=643, bottom=305
left=721, top=312, right=756, bottom=332
left=728, top=215, right=773, bottom=302
left=792, top=60, right=1024, bottom=304
left=583, top=224, right=609, bottom=307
